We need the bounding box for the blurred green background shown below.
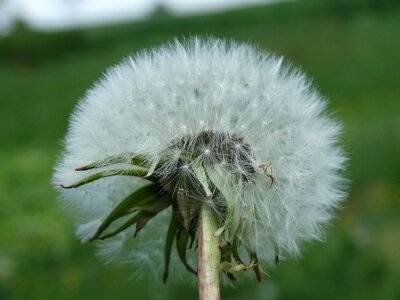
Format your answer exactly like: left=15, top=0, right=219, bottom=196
left=1, top=0, right=399, bottom=299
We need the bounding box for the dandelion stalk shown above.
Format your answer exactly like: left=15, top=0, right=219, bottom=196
left=198, top=206, right=221, bottom=300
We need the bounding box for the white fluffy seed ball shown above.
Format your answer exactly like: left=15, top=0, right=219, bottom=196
left=53, top=38, right=347, bottom=274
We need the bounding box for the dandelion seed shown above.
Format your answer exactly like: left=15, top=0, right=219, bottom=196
left=53, top=38, right=347, bottom=299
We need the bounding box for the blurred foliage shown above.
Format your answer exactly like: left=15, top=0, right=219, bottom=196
left=0, top=0, right=399, bottom=299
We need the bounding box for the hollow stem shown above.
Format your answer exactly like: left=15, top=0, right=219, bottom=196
left=198, top=205, right=221, bottom=300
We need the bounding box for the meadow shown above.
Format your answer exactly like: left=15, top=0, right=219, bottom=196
left=0, top=0, right=399, bottom=299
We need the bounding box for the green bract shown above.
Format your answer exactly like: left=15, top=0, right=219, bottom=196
left=62, top=141, right=264, bottom=282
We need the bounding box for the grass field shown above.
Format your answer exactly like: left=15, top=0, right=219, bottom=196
left=0, top=0, right=399, bottom=299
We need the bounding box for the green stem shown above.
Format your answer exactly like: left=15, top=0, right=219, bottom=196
left=198, top=206, right=221, bottom=300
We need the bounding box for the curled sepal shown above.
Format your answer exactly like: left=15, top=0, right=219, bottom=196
left=176, top=229, right=197, bottom=276
left=145, top=156, right=160, bottom=178
left=206, top=166, right=239, bottom=242
left=231, top=237, right=245, bottom=265
left=218, top=236, right=253, bottom=281
left=130, top=195, right=172, bottom=237
left=219, top=241, right=236, bottom=282
left=191, top=160, right=212, bottom=197
left=99, top=213, right=141, bottom=240
left=249, top=251, right=262, bottom=282
left=75, top=153, right=148, bottom=171
left=176, top=188, right=198, bottom=232
left=163, top=212, right=179, bottom=283
left=61, top=167, right=150, bottom=189
left=219, top=259, right=258, bottom=274
left=97, top=194, right=172, bottom=240
left=91, top=183, right=163, bottom=240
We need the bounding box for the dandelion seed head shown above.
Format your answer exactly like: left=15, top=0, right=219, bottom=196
left=53, top=37, right=347, bottom=278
